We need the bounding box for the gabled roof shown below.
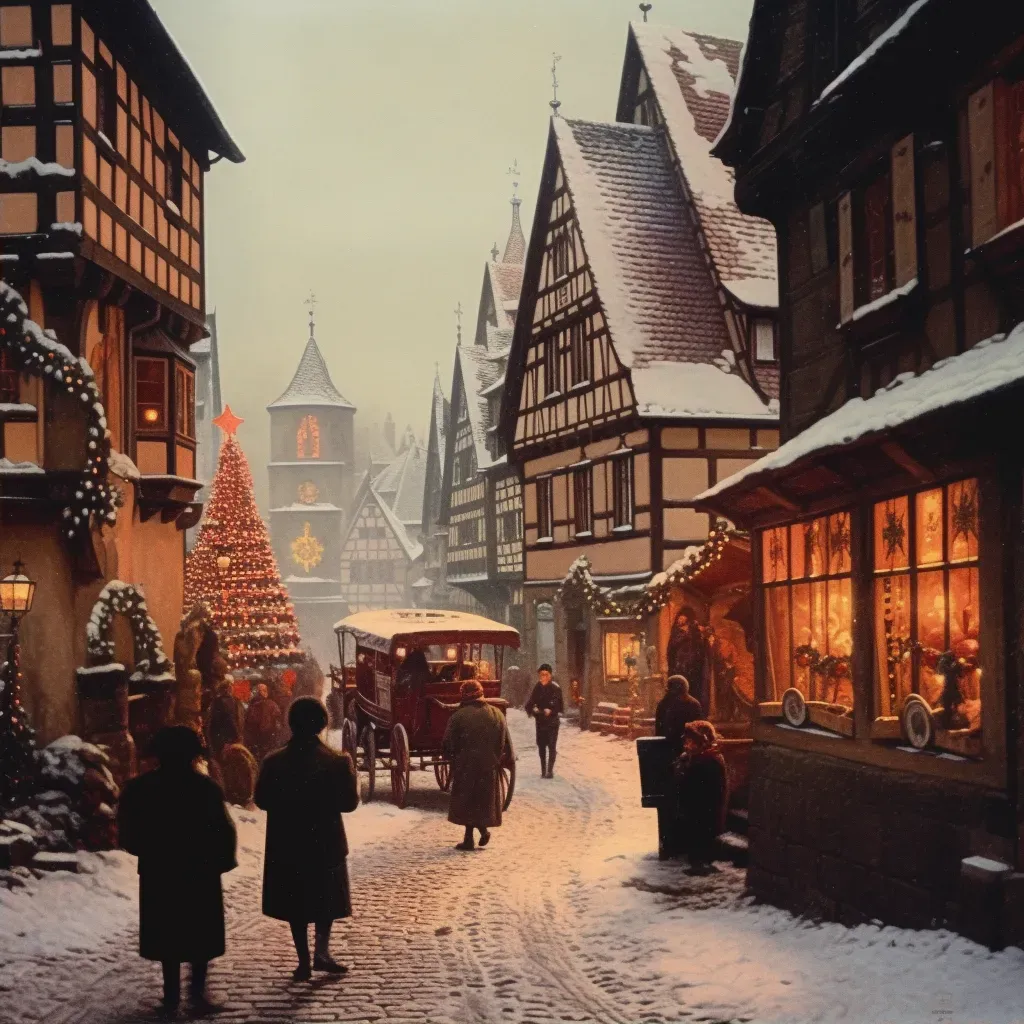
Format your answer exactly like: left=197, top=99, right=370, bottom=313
left=342, top=472, right=424, bottom=564
left=456, top=334, right=511, bottom=470
left=620, top=22, right=777, bottom=310
left=374, top=443, right=428, bottom=527
left=429, top=369, right=449, bottom=476
left=268, top=333, right=354, bottom=410
left=82, top=0, right=243, bottom=164
left=551, top=116, right=775, bottom=421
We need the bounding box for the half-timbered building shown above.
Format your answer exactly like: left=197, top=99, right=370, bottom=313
left=500, top=26, right=779, bottom=724
left=440, top=201, right=526, bottom=627
left=339, top=442, right=426, bottom=613
left=0, top=0, right=241, bottom=742
left=697, top=0, right=1024, bottom=945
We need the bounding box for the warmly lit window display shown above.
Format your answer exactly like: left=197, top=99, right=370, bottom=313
left=604, top=631, right=640, bottom=680
left=872, top=479, right=981, bottom=751
left=761, top=513, right=854, bottom=713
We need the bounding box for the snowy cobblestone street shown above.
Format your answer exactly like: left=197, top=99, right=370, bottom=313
left=2, top=711, right=1024, bottom=1024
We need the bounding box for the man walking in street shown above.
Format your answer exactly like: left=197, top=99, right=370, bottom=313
left=442, top=679, right=510, bottom=851
left=254, top=697, right=359, bottom=981
left=244, top=682, right=282, bottom=765
left=525, top=664, right=564, bottom=779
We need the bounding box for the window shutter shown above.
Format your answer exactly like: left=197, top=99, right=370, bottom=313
left=890, top=134, right=918, bottom=288
left=837, top=191, right=854, bottom=322
left=968, top=82, right=997, bottom=247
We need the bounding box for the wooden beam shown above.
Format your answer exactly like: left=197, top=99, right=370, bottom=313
left=755, top=484, right=801, bottom=512
left=881, top=440, right=934, bottom=482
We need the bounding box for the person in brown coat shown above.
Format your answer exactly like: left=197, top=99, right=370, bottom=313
left=254, top=697, right=359, bottom=981
left=207, top=678, right=244, bottom=760
left=244, top=682, right=282, bottom=764
left=442, top=680, right=510, bottom=852
left=655, top=675, right=705, bottom=758
left=117, top=726, right=237, bottom=1016
left=675, top=720, right=729, bottom=875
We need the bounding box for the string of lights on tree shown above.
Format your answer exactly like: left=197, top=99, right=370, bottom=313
left=0, top=283, right=117, bottom=542
left=0, top=644, right=36, bottom=809
left=184, top=407, right=303, bottom=676
left=555, top=521, right=736, bottom=621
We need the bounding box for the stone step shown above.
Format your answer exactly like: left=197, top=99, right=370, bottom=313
left=726, top=807, right=749, bottom=836
left=715, top=831, right=749, bottom=868
left=32, top=851, right=80, bottom=873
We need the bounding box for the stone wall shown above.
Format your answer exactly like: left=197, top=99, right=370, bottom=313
left=747, top=743, right=1015, bottom=932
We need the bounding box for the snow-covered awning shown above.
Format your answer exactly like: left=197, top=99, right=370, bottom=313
left=697, top=322, right=1024, bottom=524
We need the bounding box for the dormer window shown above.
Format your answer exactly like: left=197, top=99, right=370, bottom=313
left=754, top=319, right=777, bottom=363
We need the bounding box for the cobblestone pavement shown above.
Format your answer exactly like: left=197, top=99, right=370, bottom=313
left=7, top=713, right=690, bottom=1024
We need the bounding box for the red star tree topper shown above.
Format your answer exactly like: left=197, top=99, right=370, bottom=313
left=185, top=408, right=303, bottom=675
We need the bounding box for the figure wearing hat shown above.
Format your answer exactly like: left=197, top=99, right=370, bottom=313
left=524, top=664, right=564, bottom=778
left=442, top=680, right=511, bottom=851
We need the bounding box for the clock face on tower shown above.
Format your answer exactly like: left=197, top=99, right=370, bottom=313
left=298, top=480, right=320, bottom=505
left=291, top=522, right=325, bottom=574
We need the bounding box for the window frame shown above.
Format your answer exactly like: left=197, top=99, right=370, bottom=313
left=134, top=355, right=168, bottom=434
left=174, top=363, right=195, bottom=440
left=166, top=143, right=184, bottom=211
left=296, top=414, right=320, bottom=460
left=96, top=58, right=117, bottom=144
left=612, top=455, right=635, bottom=530
left=536, top=476, right=553, bottom=542
left=603, top=630, right=640, bottom=681
left=853, top=160, right=895, bottom=307
left=543, top=335, right=561, bottom=397
left=753, top=319, right=777, bottom=363
left=568, top=320, right=591, bottom=387
left=0, top=349, right=19, bottom=404
left=572, top=465, right=593, bottom=536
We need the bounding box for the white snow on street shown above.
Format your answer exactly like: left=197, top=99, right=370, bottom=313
left=2, top=712, right=1023, bottom=1023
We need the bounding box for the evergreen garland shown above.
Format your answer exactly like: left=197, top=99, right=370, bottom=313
left=0, top=643, right=37, bottom=809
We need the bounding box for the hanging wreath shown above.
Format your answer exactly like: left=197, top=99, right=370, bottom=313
left=0, top=282, right=117, bottom=542
left=85, top=581, right=173, bottom=680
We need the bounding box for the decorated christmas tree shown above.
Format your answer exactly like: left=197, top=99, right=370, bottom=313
left=184, top=407, right=303, bottom=676
left=0, top=642, right=37, bottom=809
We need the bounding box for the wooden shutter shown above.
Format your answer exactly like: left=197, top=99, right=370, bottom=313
left=891, top=134, right=918, bottom=288
left=837, top=191, right=854, bottom=322
left=968, top=82, right=997, bottom=247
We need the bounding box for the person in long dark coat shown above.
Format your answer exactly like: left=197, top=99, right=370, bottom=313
left=524, top=664, right=564, bottom=778
left=655, top=675, right=705, bottom=758
left=253, top=697, right=359, bottom=981
left=675, top=720, right=729, bottom=875
left=244, top=682, right=282, bottom=764
left=667, top=607, right=709, bottom=711
left=207, top=678, right=244, bottom=760
left=117, top=726, right=237, bottom=1016
left=442, top=680, right=510, bottom=851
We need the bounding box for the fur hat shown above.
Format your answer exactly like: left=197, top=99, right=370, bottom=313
left=460, top=680, right=485, bottom=701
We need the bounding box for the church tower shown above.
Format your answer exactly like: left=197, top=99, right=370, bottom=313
left=267, top=303, right=355, bottom=663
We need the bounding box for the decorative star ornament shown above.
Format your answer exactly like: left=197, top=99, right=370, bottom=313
left=950, top=484, right=979, bottom=547
left=882, top=506, right=906, bottom=563
left=830, top=515, right=851, bottom=570
left=213, top=405, right=243, bottom=437
left=291, top=522, right=324, bottom=574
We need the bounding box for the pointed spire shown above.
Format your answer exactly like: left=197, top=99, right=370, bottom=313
left=550, top=53, right=562, bottom=117
left=304, top=291, right=317, bottom=338
left=454, top=302, right=463, bottom=346
left=501, top=161, right=527, bottom=265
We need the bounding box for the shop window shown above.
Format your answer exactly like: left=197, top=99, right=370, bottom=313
left=135, top=356, right=167, bottom=432
left=573, top=466, right=592, bottom=535
left=838, top=135, right=918, bottom=321
left=760, top=512, right=854, bottom=713
left=0, top=350, right=18, bottom=404
left=872, top=480, right=981, bottom=744
left=537, top=477, right=553, bottom=540
left=613, top=455, right=634, bottom=529
left=296, top=414, right=320, bottom=459
left=604, top=631, right=640, bottom=680
left=174, top=364, right=195, bottom=439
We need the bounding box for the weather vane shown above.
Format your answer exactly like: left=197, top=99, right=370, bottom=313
left=304, top=291, right=317, bottom=336
left=454, top=301, right=463, bottom=345
left=640, top=3, right=652, bottom=22
left=550, top=54, right=562, bottom=117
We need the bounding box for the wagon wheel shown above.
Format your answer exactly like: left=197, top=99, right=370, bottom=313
left=341, top=718, right=357, bottom=761
left=390, top=723, right=411, bottom=808
left=499, top=735, right=516, bottom=812
left=360, top=725, right=376, bottom=802
left=434, top=759, right=452, bottom=792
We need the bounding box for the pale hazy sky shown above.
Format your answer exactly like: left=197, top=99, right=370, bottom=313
left=151, top=0, right=755, bottom=510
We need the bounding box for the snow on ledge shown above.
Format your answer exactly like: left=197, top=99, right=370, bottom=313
left=817, top=0, right=931, bottom=104
left=723, top=276, right=779, bottom=309
left=849, top=277, right=918, bottom=323
left=698, top=319, right=1024, bottom=502
left=0, top=457, right=43, bottom=474
left=0, top=156, right=75, bottom=179
left=108, top=450, right=140, bottom=482
left=0, top=47, right=42, bottom=60
left=632, top=361, right=778, bottom=421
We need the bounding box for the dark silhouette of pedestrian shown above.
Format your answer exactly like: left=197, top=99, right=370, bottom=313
left=207, top=678, right=244, bottom=760
left=655, top=675, right=704, bottom=758
left=254, top=697, right=359, bottom=981
left=675, top=720, right=729, bottom=875
left=244, top=682, right=282, bottom=764
left=117, top=726, right=237, bottom=1017
left=524, top=664, right=563, bottom=778
left=442, top=680, right=510, bottom=851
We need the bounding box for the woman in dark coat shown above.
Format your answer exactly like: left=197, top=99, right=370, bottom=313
left=117, top=726, right=237, bottom=1015
left=442, top=680, right=510, bottom=851
left=667, top=606, right=710, bottom=711
left=655, top=675, right=705, bottom=758
left=675, top=720, right=729, bottom=875
left=254, top=697, right=359, bottom=981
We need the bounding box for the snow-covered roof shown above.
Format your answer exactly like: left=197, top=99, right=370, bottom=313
left=699, top=321, right=1024, bottom=502
left=553, top=116, right=774, bottom=421
left=373, top=443, right=428, bottom=526
left=334, top=608, right=519, bottom=651
left=457, top=337, right=509, bottom=470
left=372, top=486, right=423, bottom=562
left=268, top=333, right=354, bottom=410
left=626, top=22, right=777, bottom=310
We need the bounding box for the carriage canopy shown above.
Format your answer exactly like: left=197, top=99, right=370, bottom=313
left=334, top=609, right=520, bottom=657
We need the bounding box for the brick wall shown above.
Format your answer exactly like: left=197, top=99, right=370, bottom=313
left=747, top=743, right=1015, bottom=931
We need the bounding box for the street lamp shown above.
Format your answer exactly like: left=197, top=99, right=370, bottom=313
left=0, top=559, right=36, bottom=809
left=0, top=561, right=36, bottom=622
